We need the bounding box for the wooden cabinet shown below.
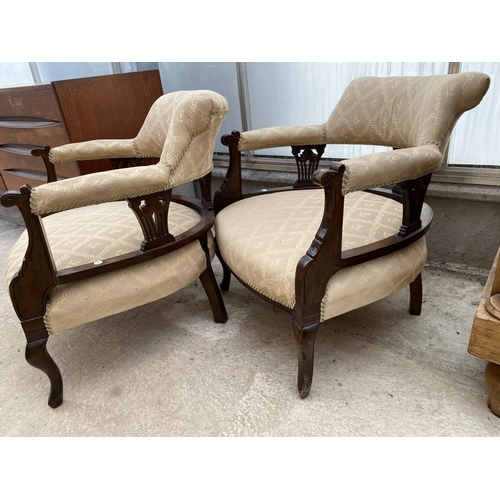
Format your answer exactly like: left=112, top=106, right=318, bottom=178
left=0, top=70, right=164, bottom=191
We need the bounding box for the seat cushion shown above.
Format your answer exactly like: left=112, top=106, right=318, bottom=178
left=6, top=201, right=213, bottom=334
left=215, top=189, right=426, bottom=322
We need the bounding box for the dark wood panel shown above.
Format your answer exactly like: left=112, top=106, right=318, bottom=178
left=0, top=122, right=73, bottom=149
left=2, top=169, right=51, bottom=189
left=53, top=70, right=163, bottom=175
left=0, top=84, right=64, bottom=121
left=0, top=117, right=61, bottom=128
left=0, top=149, right=79, bottom=179
left=0, top=172, right=6, bottom=191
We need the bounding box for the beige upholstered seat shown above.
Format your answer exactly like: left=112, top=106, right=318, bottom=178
left=1, top=89, right=228, bottom=408
left=214, top=72, right=490, bottom=399
left=216, top=190, right=426, bottom=321
left=6, top=201, right=214, bottom=335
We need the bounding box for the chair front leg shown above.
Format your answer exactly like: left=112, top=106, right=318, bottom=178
left=293, top=315, right=320, bottom=399
left=25, top=331, right=63, bottom=408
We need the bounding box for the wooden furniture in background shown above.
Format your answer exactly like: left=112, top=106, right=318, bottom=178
left=468, top=246, right=500, bottom=417
left=0, top=70, right=163, bottom=191
left=0, top=84, right=79, bottom=189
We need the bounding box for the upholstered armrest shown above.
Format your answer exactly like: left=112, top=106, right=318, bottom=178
left=30, top=164, right=169, bottom=215
left=49, top=139, right=140, bottom=164
left=238, top=124, right=326, bottom=151
left=340, top=145, right=443, bottom=195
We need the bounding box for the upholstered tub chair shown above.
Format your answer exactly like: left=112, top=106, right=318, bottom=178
left=1, top=89, right=229, bottom=408
left=214, top=72, right=490, bottom=399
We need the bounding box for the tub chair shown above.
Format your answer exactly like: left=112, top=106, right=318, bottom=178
left=214, top=72, right=490, bottom=399
left=1, top=89, right=229, bottom=408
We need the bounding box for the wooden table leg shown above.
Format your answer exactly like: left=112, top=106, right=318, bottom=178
left=485, top=362, right=500, bottom=417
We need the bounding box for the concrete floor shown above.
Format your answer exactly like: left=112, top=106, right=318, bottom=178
left=0, top=206, right=499, bottom=437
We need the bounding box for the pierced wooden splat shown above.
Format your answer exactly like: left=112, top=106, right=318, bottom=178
left=127, top=190, right=175, bottom=251
left=291, top=144, right=326, bottom=188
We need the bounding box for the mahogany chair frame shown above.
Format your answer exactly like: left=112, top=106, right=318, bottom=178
left=1, top=149, right=227, bottom=408
left=214, top=131, right=433, bottom=398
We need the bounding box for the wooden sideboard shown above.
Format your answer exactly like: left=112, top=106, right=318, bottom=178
left=0, top=70, right=164, bottom=192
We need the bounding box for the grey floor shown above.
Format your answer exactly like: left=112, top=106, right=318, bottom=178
left=0, top=206, right=499, bottom=437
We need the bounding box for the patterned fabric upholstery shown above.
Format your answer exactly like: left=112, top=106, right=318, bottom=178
left=237, top=72, right=490, bottom=194
left=6, top=201, right=214, bottom=334
left=49, top=139, right=138, bottom=163
left=215, top=190, right=426, bottom=322
left=32, top=90, right=229, bottom=215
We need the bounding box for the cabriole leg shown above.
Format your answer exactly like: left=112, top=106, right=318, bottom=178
left=293, top=318, right=320, bottom=399
left=199, top=267, right=228, bottom=324
left=25, top=334, right=63, bottom=408
left=409, top=273, right=422, bottom=316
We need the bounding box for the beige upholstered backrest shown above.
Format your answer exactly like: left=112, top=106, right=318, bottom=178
left=134, top=90, right=229, bottom=188
left=326, top=72, right=490, bottom=151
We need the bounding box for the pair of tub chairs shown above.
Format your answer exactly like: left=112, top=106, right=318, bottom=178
left=1, top=72, right=490, bottom=407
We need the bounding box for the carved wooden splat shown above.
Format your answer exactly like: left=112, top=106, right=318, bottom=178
left=127, top=190, right=175, bottom=251
left=291, top=144, right=326, bottom=187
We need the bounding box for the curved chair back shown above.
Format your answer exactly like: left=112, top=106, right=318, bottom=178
left=326, top=72, right=490, bottom=151
left=134, top=90, right=229, bottom=189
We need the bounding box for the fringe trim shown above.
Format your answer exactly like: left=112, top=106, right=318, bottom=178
left=320, top=255, right=426, bottom=322
left=43, top=302, right=54, bottom=336
left=238, top=138, right=327, bottom=152
left=49, top=151, right=159, bottom=163
left=223, top=262, right=295, bottom=310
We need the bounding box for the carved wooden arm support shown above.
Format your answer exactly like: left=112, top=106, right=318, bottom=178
left=214, top=131, right=243, bottom=215
left=0, top=186, right=57, bottom=324
left=31, top=146, right=58, bottom=183
left=293, top=166, right=345, bottom=325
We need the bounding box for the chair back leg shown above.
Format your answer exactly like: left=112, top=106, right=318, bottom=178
left=215, top=243, right=232, bottom=291
left=409, top=272, right=423, bottom=316
left=199, top=268, right=228, bottom=324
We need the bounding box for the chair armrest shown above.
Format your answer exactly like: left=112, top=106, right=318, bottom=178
left=30, top=164, right=169, bottom=215
left=49, top=139, right=140, bottom=163
left=238, top=124, right=326, bottom=151
left=340, top=145, right=443, bottom=195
